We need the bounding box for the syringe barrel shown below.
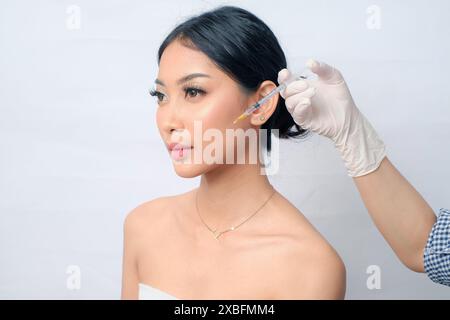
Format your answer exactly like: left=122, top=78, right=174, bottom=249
left=282, top=67, right=313, bottom=86
left=257, top=72, right=307, bottom=106
left=247, top=67, right=314, bottom=114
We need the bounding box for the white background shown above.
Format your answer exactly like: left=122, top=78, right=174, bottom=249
left=0, top=0, right=449, bottom=299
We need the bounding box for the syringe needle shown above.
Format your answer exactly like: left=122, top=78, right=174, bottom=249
left=232, top=114, right=246, bottom=124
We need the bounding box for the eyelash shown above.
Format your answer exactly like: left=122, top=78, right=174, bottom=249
left=149, top=85, right=206, bottom=104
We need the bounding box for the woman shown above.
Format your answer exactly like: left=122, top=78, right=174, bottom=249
left=121, top=5, right=346, bottom=300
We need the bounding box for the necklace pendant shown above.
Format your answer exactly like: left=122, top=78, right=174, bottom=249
left=213, top=230, right=221, bottom=240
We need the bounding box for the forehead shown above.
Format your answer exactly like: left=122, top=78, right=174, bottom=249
left=158, top=40, right=220, bottom=82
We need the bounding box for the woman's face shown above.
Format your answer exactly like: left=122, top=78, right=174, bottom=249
left=153, top=40, right=275, bottom=178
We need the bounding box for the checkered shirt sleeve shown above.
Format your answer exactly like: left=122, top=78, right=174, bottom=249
left=423, top=208, right=450, bottom=286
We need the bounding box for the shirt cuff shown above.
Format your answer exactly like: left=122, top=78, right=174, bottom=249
left=423, top=208, right=450, bottom=286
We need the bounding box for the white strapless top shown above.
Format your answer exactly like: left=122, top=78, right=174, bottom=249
left=138, top=283, right=179, bottom=300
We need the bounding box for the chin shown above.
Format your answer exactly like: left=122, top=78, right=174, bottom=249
left=172, top=162, right=219, bottom=178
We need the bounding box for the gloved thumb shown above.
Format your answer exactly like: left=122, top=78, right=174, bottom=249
left=306, top=58, right=343, bottom=85
left=277, top=68, right=291, bottom=99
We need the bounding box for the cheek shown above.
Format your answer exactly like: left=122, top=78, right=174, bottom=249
left=155, top=108, right=164, bottom=135
left=195, top=96, right=250, bottom=162
left=197, top=96, right=244, bottom=131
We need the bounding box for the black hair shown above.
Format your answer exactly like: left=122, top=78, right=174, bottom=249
left=156, top=5, right=310, bottom=153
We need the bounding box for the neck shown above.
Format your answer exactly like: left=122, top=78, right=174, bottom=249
left=196, top=162, right=274, bottom=231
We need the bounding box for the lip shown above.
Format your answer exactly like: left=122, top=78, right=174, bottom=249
left=167, top=142, right=193, bottom=151
left=169, top=143, right=193, bottom=161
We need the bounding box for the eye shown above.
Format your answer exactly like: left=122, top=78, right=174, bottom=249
left=183, top=86, right=206, bottom=99
left=149, top=89, right=166, bottom=103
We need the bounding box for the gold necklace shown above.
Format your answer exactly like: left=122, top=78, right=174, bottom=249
left=195, top=186, right=276, bottom=240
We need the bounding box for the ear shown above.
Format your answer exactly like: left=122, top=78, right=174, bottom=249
left=249, top=80, right=279, bottom=126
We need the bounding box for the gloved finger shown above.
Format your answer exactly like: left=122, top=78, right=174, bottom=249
left=306, top=58, right=344, bottom=85
left=291, top=101, right=312, bottom=128
left=285, top=95, right=311, bottom=114
left=285, top=100, right=312, bottom=128
left=277, top=68, right=291, bottom=99
left=277, top=68, right=290, bottom=85
left=283, top=80, right=310, bottom=98
left=289, top=86, right=316, bottom=99
left=283, top=86, right=316, bottom=114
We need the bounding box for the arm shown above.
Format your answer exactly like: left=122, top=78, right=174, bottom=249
left=279, top=59, right=449, bottom=284
left=120, top=211, right=140, bottom=299
left=352, top=156, right=437, bottom=272
left=121, top=199, right=166, bottom=298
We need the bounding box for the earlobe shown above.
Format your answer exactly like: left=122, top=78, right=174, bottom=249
left=249, top=111, right=267, bottom=126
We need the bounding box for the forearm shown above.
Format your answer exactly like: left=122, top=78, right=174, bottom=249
left=352, top=156, right=437, bottom=272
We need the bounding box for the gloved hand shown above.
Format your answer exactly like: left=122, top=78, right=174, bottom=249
left=277, top=59, right=387, bottom=177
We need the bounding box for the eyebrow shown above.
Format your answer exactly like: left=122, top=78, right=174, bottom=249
left=154, top=73, right=211, bottom=86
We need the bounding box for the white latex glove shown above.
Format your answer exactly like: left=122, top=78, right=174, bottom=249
left=277, top=59, right=387, bottom=177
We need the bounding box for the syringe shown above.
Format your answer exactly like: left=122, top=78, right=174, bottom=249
left=232, top=67, right=315, bottom=124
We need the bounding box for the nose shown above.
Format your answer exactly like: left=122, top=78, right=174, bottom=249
left=159, top=99, right=188, bottom=139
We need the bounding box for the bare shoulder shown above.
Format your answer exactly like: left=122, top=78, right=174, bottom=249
left=278, top=234, right=346, bottom=299
left=123, top=191, right=190, bottom=237
left=124, top=196, right=169, bottom=232
left=266, top=194, right=346, bottom=299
